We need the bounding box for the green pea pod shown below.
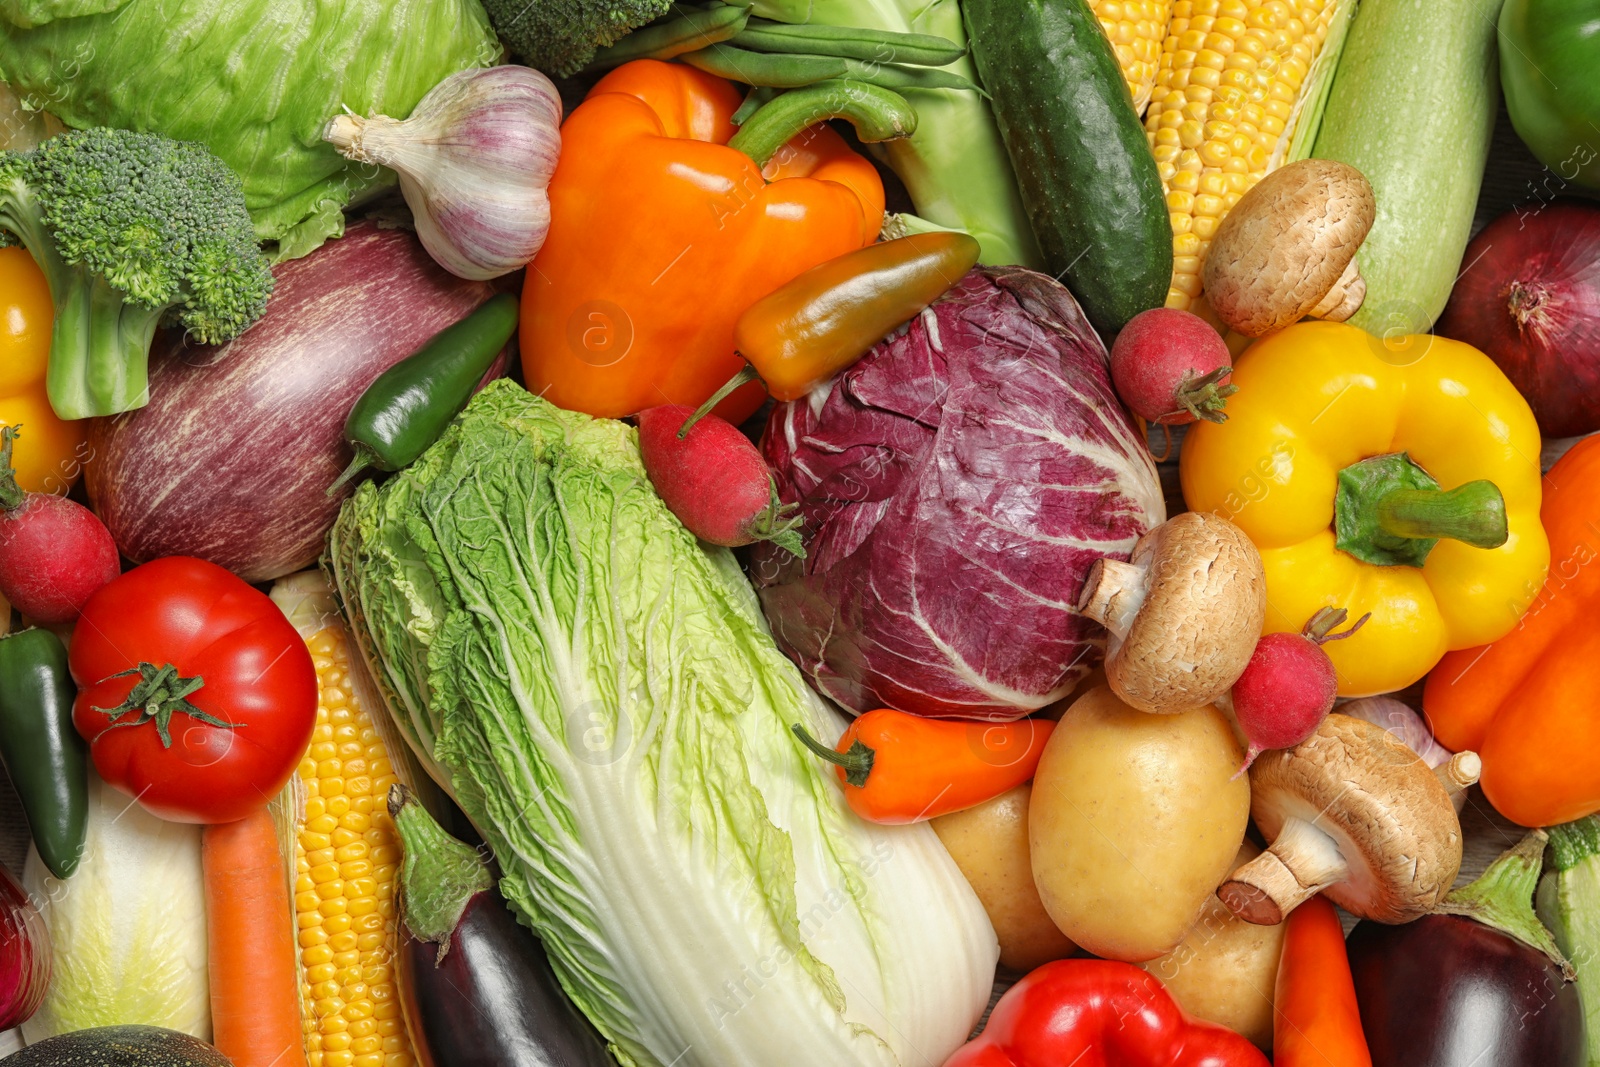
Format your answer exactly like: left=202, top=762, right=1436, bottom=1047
left=733, top=19, right=966, bottom=66
left=679, top=44, right=849, bottom=88
left=585, top=4, right=751, bottom=70
left=330, top=293, right=519, bottom=495
left=0, top=627, right=87, bottom=880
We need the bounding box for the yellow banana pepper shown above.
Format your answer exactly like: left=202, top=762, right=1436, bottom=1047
left=1181, top=321, right=1548, bottom=696
left=0, top=247, right=87, bottom=493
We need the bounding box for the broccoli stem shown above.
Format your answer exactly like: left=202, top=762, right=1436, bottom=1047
left=44, top=267, right=160, bottom=421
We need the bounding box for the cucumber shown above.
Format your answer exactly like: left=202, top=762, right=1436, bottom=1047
left=1, top=1027, right=231, bottom=1066
left=962, top=0, right=1171, bottom=336
left=1310, top=0, right=1504, bottom=336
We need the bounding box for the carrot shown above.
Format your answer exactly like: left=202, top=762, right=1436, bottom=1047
left=202, top=807, right=309, bottom=1067
left=1273, top=894, right=1372, bottom=1067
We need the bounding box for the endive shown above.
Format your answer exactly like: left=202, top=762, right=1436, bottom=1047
left=327, top=380, right=997, bottom=1067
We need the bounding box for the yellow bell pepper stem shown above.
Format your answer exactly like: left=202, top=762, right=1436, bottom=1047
left=1333, top=451, right=1508, bottom=568
left=1375, top=483, right=1506, bottom=547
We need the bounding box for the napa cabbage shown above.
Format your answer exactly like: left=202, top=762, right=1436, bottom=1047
left=327, top=380, right=997, bottom=1067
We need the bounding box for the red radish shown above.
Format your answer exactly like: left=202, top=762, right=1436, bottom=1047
left=0, top=426, right=120, bottom=623
left=1231, top=607, right=1369, bottom=774
left=637, top=406, right=804, bottom=556
left=1109, top=307, right=1235, bottom=425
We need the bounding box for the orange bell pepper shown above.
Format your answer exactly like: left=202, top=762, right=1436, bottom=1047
left=520, top=60, right=885, bottom=423
left=1425, top=434, right=1600, bottom=827
left=0, top=248, right=87, bottom=494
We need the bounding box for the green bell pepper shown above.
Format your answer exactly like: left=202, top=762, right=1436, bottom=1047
left=1500, top=0, right=1600, bottom=193
left=0, top=627, right=88, bottom=879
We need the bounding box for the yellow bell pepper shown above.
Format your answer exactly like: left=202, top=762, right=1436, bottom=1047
left=0, top=247, right=87, bottom=494
left=1180, top=321, right=1548, bottom=696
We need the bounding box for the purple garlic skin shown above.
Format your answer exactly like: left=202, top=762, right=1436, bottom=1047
left=325, top=65, right=562, bottom=280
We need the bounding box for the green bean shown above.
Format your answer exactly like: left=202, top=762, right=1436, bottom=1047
left=731, top=86, right=779, bottom=125
left=734, top=18, right=966, bottom=66
left=842, top=58, right=986, bottom=96
left=584, top=4, right=750, bottom=70
left=679, top=44, right=849, bottom=88
left=728, top=79, right=917, bottom=166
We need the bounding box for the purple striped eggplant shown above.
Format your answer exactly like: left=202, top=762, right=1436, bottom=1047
left=85, top=221, right=503, bottom=583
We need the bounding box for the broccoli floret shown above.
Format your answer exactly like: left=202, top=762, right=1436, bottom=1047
left=0, top=128, right=273, bottom=420
left=481, top=0, right=672, bottom=76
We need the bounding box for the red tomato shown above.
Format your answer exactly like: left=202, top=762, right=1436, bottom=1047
left=70, top=556, right=317, bottom=824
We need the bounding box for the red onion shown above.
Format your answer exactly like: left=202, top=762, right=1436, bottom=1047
left=1437, top=199, right=1600, bottom=437
left=0, top=864, right=49, bottom=1030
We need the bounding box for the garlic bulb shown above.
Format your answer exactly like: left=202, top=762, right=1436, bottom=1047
left=324, top=66, right=561, bottom=280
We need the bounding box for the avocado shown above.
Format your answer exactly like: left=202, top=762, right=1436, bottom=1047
left=1, top=1027, right=233, bottom=1066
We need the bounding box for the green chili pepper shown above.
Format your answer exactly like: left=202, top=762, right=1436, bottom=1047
left=0, top=627, right=87, bottom=879
left=330, top=293, right=519, bottom=495
left=585, top=3, right=751, bottom=70
left=732, top=19, right=967, bottom=67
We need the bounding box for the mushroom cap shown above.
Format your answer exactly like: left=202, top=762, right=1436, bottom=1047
left=1105, top=511, right=1266, bottom=714
left=1202, top=159, right=1376, bottom=336
left=1249, top=713, right=1463, bottom=923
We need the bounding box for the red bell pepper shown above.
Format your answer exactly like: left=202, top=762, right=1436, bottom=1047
left=943, top=959, right=1269, bottom=1067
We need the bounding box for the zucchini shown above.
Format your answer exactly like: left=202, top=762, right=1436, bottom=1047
left=1537, top=816, right=1600, bottom=1063
left=0, top=1026, right=231, bottom=1066
left=1310, top=0, right=1504, bottom=336
left=962, top=0, right=1171, bottom=336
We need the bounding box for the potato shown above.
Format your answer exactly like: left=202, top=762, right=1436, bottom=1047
left=1029, top=686, right=1250, bottom=962
left=1140, top=842, right=1285, bottom=1049
left=931, top=785, right=1076, bottom=972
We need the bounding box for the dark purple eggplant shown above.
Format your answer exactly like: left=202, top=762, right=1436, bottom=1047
left=85, top=221, right=504, bottom=583
left=388, top=785, right=614, bottom=1067
left=1347, top=831, right=1586, bottom=1067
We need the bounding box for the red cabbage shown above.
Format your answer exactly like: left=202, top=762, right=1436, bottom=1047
left=752, top=266, right=1165, bottom=721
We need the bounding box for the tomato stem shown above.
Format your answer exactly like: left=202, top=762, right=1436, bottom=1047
left=89, top=661, right=241, bottom=748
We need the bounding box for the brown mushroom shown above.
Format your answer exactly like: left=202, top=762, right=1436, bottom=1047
left=1218, top=713, right=1467, bottom=927
left=1077, top=512, right=1265, bottom=715
left=1202, top=159, right=1376, bottom=337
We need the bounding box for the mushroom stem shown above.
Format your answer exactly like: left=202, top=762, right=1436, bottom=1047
left=1076, top=558, right=1148, bottom=640
left=1217, top=816, right=1347, bottom=925
left=1308, top=257, right=1366, bottom=322
left=1433, top=750, right=1481, bottom=798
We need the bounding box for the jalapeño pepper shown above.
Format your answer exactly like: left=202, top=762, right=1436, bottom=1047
left=0, top=626, right=87, bottom=878
left=330, top=293, right=519, bottom=494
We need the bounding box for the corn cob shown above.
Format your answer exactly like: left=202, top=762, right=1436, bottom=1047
left=272, top=573, right=420, bottom=1067
left=291, top=624, right=412, bottom=1067
left=1089, top=0, right=1175, bottom=115
left=1144, top=0, right=1355, bottom=314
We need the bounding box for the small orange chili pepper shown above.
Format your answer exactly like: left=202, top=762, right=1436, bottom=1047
left=792, top=707, right=1052, bottom=824
left=1273, top=894, right=1372, bottom=1067
left=679, top=231, right=980, bottom=436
